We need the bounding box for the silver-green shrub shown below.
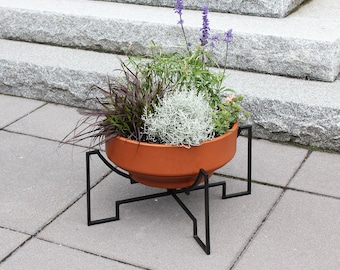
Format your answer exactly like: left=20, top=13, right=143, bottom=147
left=143, top=90, right=215, bottom=148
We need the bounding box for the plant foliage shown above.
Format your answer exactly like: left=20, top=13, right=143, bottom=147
left=62, top=1, right=248, bottom=148
left=143, top=90, right=215, bottom=147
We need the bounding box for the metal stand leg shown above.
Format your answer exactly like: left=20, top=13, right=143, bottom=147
left=85, top=125, right=252, bottom=255
left=86, top=150, right=132, bottom=226
left=172, top=169, right=211, bottom=254
left=223, top=124, right=252, bottom=199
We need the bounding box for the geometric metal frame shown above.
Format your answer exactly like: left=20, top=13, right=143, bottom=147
left=86, top=125, right=252, bottom=255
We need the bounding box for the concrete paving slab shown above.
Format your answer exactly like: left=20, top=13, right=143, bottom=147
left=0, top=228, right=30, bottom=261
left=0, top=238, right=143, bottom=269
left=38, top=173, right=282, bottom=270
left=0, top=94, right=45, bottom=129
left=5, top=103, right=95, bottom=147
left=234, top=190, right=340, bottom=270
left=1, top=95, right=340, bottom=269
left=289, top=151, right=340, bottom=198
left=216, top=137, right=308, bottom=186
left=0, top=131, right=110, bottom=234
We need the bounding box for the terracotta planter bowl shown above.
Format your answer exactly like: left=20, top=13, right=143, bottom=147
left=105, top=122, right=238, bottom=189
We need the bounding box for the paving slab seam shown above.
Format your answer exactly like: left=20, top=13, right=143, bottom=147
left=1, top=129, right=63, bottom=145
left=31, top=170, right=151, bottom=270
left=0, top=235, right=34, bottom=265
left=228, top=190, right=286, bottom=269
left=229, top=148, right=311, bottom=269
left=0, top=232, right=148, bottom=269
left=0, top=170, right=112, bottom=266
left=0, top=225, right=30, bottom=236
left=249, top=178, right=340, bottom=200
left=35, top=237, right=150, bottom=270
left=0, top=194, right=86, bottom=265
left=284, top=186, right=340, bottom=201
left=1, top=129, right=91, bottom=151
left=215, top=164, right=338, bottom=201
left=0, top=101, right=47, bottom=130
left=33, top=169, right=114, bottom=236
left=215, top=173, right=340, bottom=200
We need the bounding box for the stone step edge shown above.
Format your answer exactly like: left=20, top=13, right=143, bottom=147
left=0, top=39, right=339, bottom=151
left=0, top=2, right=339, bottom=82
left=99, top=0, right=306, bottom=18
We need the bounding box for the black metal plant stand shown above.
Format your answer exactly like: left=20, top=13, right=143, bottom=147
left=86, top=125, right=252, bottom=255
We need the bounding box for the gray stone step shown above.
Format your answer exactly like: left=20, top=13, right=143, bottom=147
left=1, top=39, right=339, bottom=151
left=100, top=0, right=306, bottom=18
left=0, top=0, right=339, bottom=82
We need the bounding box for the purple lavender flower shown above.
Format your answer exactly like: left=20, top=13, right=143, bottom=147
left=224, top=29, right=233, bottom=44
left=200, top=4, right=210, bottom=46
left=209, top=34, right=219, bottom=47
left=210, top=34, right=219, bottom=41
left=174, top=0, right=184, bottom=25
left=208, top=34, right=220, bottom=48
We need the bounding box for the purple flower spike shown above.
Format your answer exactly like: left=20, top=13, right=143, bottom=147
left=200, top=4, right=210, bottom=46
left=174, top=0, right=185, bottom=25
left=174, top=0, right=184, bottom=15
left=224, top=29, right=233, bottom=44
left=210, top=34, right=219, bottom=41
left=208, top=34, right=218, bottom=48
